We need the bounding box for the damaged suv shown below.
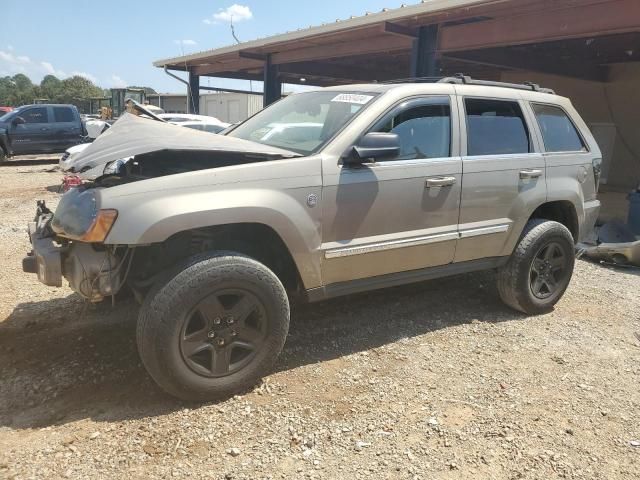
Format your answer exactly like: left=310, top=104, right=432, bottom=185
left=24, top=77, right=601, bottom=400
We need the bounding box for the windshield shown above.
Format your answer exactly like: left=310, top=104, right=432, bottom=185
left=227, top=91, right=378, bottom=155
left=0, top=108, right=19, bottom=122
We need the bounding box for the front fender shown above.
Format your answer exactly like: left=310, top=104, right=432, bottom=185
left=104, top=186, right=323, bottom=289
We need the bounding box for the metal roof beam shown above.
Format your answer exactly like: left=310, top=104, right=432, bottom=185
left=271, top=34, right=412, bottom=64
left=440, top=0, right=640, bottom=52
left=278, top=61, right=399, bottom=82
left=383, top=22, right=418, bottom=38
left=238, top=51, right=268, bottom=61
left=445, top=51, right=608, bottom=81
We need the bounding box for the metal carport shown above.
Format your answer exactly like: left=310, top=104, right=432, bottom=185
left=154, top=0, right=640, bottom=191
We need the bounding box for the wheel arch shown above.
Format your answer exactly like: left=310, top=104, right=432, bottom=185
left=165, top=222, right=306, bottom=293
left=529, top=200, right=579, bottom=242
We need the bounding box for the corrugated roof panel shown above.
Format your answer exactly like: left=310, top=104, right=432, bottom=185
left=153, top=0, right=498, bottom=67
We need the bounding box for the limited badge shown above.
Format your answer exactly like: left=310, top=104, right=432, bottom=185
left=306, top=194, right=318, bottom=208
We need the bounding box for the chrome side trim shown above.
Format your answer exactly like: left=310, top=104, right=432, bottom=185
left=459, top=224, right=510, bottom=239
left=324, top=232, right=458, bottom=259
left=324, top=223, right=511, bottom=259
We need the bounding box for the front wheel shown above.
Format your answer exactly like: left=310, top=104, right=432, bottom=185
left=497, top=220, right=575, bottom=314
left=137, top=252, right=290, bottom=401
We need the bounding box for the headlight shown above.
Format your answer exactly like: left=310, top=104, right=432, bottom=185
left=51, top=188, right=118, bottom=242
left=103, top=159, right=126, bottom=176
left=80, top=209, right=118, bottom=242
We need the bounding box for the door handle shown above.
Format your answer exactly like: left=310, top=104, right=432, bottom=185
left=426, top=176, right=457, bottom=188
left=519, top=169, right=543, bottom=179
left=40, top=127, right=49, bottom=131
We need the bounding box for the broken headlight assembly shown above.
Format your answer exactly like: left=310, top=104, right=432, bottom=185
left=51, top=187, right=118, bottom=243
left=103, top=159, right=126, bottom=176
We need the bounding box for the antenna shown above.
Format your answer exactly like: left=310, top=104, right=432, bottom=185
left=228, top=16, right=253, bottom=94
left=230, top=16, right=240, bottom=44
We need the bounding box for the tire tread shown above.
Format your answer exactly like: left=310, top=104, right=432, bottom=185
left=497, top=219, right=574, bottom=314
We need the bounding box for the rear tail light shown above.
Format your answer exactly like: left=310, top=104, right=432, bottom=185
left=592, top=158, right=602, bottom=192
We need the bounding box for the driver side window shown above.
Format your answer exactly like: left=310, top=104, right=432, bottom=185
left=21, top=107, right=49, bottom=124
left=372, top=98, right=451, bottom=161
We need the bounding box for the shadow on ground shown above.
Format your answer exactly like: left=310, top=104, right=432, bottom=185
left=0, top=270, right=524, bottom=430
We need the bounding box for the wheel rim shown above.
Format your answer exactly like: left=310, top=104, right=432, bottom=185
left=179, top=289, right=268, bottom=378
left=529, top=241, right=569, bottom=300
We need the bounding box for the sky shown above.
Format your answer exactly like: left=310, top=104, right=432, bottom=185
left=1, top=0, right=416, bottom=93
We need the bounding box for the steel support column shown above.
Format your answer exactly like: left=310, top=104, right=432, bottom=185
left=263, top=55, right=282, bottom=107
left=410, top=25, right=440, bottom=77
left=188, top=69, right=200, bottom=114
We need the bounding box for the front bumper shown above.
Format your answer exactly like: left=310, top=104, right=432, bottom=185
left=23, top=212, right=123, bottom=301
left=24, top=219, right=63, bottom=287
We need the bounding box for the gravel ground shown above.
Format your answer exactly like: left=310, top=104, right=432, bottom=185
left=0, top=164, right=639, bottom=480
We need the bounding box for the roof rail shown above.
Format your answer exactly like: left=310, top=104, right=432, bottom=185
left=381, top=77, right=445, bottom=84
left=381, top=74, right=555, bottom=94
left=438, top=74, right=556, bottom=94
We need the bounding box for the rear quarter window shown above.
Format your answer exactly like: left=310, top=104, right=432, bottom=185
left=532, top=103, right=587, bottom=153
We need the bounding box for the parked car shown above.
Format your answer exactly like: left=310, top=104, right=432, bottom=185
left=24, top=76, right=601, bottom=401
left=0, top=104, right=84, bottom=161
left=159, top=113, right=230, bottom=133
left=0, top=106, right=13, bottom=115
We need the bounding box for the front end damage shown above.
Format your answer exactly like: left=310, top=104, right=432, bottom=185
left=21, top=108, right=301, bottom=301
left=23, top=201, right=129, bottom=302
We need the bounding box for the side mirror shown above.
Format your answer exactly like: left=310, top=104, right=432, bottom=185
left=12, top=117, right=25, bottom=126
left=347, top=132, right=400, bottom=165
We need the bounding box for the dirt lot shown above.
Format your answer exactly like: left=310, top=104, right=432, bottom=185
left=0, top=163, right=639, bottom=480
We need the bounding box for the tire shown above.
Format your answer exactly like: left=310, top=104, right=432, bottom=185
left=137, top=251, right=290, bottom=401
left=0, top=147, right=6, bottom=164
left=497, top=219, right=575, bottom=315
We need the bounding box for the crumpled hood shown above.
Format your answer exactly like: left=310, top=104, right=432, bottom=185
left=70, top=113, right=299, bottom=172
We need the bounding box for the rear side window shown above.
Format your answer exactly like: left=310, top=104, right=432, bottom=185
left=465, top=98, right=530, bottom=156
left=532, top=104, right=587, bottom=152
left=21, top=107, right=49, bottom=124
left=53, top=107, right=75, bottom=123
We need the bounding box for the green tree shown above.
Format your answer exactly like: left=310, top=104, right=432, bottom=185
left=0, top=77, right=14, bottom=105
left=0, top=74, right=39, bottom=106
left=56, top=75, right=103, bottom=104
left=11, top=73, right=33, bottom=91
left=40, top=75, right=62, bottom=100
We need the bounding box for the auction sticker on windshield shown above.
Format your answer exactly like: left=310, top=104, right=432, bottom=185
left=331, top=93, right=374, bottom=104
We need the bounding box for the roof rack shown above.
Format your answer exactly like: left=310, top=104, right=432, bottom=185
left=381, top=76, right=445, bottom=84
left=382, top=74, right=555, bottom=94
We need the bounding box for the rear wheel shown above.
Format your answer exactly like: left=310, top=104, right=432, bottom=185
left=137, top=252, right=289, bottom=401
left=497, top=220, right=575, bottom=314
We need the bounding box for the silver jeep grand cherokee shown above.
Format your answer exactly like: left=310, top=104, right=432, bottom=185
left=24, top=76, right=601, bottom=400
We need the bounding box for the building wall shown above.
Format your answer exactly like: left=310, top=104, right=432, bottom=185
left=146, top=95, right=189, bottom=113
left=148, top=93, right=264, bottom=122
left=200, top=93, right=263, bottom=123
left=501, top=64, right=640, bottom=190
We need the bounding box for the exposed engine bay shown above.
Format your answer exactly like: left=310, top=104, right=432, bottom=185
left=89, top=149, right=285, bottom=187
left=69, top=112, right=298, bottom=182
